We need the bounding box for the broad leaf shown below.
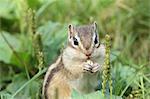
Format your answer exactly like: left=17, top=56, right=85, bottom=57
left=0, top=32, right=20, bottom=64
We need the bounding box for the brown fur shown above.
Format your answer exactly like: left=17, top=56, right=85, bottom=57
left=43, top=22, right=105, bottom=99
left=46, top=69, right=72, bottom=99
left=75, top=25, right=93, bottom=50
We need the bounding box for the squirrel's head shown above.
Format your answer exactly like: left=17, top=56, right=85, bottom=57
left=67, top=22, right=103, bottom=59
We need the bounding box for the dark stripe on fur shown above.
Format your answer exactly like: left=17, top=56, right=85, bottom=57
left=96, top=43, right=100, bottom=48
left=44, top=58, right=63, bottom=99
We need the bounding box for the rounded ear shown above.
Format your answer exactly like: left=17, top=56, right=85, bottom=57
left=68, top=24, right=74, bottom=38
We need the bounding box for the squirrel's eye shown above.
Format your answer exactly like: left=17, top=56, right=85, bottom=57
left=94, top=34, right=98, bottom=44
left=73, top=37, right=78, bottom=45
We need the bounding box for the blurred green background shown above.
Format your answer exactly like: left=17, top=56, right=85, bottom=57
left=0, top=0, right=150, bottom=99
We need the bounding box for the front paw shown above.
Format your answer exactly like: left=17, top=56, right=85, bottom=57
left=83, top=60, right=93, bottom=72
left=91, top=63, right=101, bottom=73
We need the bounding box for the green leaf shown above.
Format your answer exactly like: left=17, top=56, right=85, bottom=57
left=0, top=92, right=12, bottom=99
left=37, top=21, right=67, bottom=64
left=0, top=32, right=20, bottom=64
left=110, top=50, right=120, bottom=62
left=72, top=90, right=122, bottom=99
left=0, top=0, right=16, bottom=19
left=36, top=0, right=56, bottom=18
left=112, top=63, right=136, bottom=95
left=6, top=73, right=41, bottom=99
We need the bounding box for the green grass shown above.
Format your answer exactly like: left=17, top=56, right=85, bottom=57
left=0, top=0, right=150, bottom=99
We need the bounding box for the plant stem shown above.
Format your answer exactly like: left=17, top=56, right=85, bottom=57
left=11, top=68, right=47, bottom=98
left=102, top=34, right=112, bottom=98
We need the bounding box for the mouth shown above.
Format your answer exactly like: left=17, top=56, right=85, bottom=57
left=87, top=57, right=90, bottom=59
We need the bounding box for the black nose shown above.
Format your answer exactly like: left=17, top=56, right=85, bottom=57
left=86, top=53, right=91, bottom=57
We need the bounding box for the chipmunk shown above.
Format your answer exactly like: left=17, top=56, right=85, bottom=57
left=42, top=22, right=105, bottom=99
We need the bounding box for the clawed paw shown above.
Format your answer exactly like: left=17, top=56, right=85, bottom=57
left=91, top=63, right=101, bottom=73
left=83, top=60, right=93, bottom=72
left=83, top=60, right=101, bottom=73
